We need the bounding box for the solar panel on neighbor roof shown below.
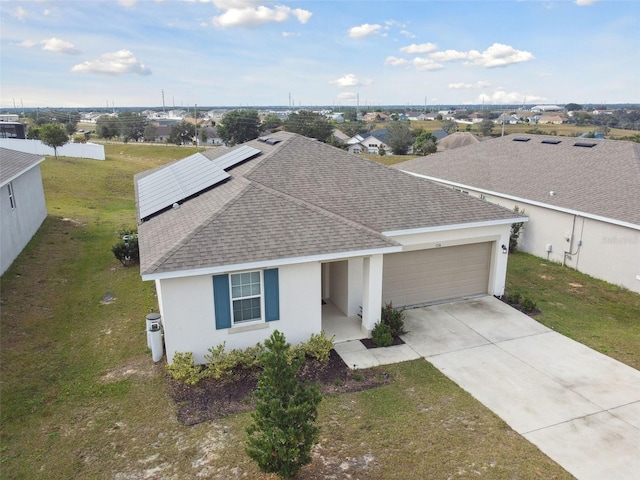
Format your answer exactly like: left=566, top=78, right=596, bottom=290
left=214, top=145, right=261, bottom=170
left=137, top=152, right=230, bottom=220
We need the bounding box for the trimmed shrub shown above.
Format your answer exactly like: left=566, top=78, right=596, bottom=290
left=507, top=291, right=522, bottom=305
left=302, top=331, right=334, bottom=363
left=166, top=352, right=207, bottom=385
left=381, top=302, right=406, bottom=337
left=372, top=321, right=393, bottom=347
left=111, top=229, right=139, bottom=266
left=521, top=297, right=537, bottom=313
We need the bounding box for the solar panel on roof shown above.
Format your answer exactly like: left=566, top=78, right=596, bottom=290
left=138, top=152, right=230, bottom=220
left=214, top=145, right=261, bottom=170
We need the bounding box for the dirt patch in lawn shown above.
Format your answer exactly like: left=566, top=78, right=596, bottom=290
left=168, top=350, right=391, bottom=426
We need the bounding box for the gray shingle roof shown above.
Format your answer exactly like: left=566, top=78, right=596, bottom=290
left=137, top=132, right=520, bottom=276
left=0, top=148, right=44, bottom=186
left=396, top=134, right=640, bottom=226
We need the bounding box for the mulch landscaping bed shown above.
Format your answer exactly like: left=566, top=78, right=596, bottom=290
left=168, top=350, right=392, bottom=426
left=360, top=336, right=405, bottom=349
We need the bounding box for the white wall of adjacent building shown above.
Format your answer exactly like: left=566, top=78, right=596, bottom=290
left=1, top=165, right=47, bottom=274
left=0, top=138, right=105, bottom=160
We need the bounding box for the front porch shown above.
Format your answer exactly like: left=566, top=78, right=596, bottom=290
left=321, top=301, right=366, bottom=343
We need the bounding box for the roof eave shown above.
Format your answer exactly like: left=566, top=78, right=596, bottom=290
left=382, top=217, right=526, bottom=237
left=141, top=245, right=402, bottom=281
left=403, top=171, right=640, bottom=231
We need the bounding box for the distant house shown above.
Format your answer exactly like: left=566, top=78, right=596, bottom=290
left=0, top=148, right=47, bottom=274
left=531, top=105, right=563, bottom=113
left=538, top=115, right=564, bottom=125
left=332, top=129, right=350, bottom=144
left=397, top=134, right=640, bottom=293
left=135, top=132, right=521, bottom=363
left=495, top=114, right=519, bottom=125
left=362, top=112, right=389, bottom=123
left=347, top=129, right=390, bottom=154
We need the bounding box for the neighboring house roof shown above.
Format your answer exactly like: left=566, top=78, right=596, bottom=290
left=396, top=134, right=640, bottom=227
left=0, top=148, right=45, bottom=186
left=437, top=132, right=480, bottom=151
left=136, top=132, right=519, bottom=278
left=431, top=129, right=450, bottom=141
left=332, top=129, right=350, bottom=143
left=367, top=129, right=390, bottom=144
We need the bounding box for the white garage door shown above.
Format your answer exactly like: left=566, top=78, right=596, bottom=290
left=382, top=242, right=492, bottom=308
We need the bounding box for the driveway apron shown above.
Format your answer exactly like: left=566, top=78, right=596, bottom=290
left=401, top=296, right=640, bottom=480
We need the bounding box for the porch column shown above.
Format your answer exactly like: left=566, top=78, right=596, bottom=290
left=361, top=254, right=383, bottom=335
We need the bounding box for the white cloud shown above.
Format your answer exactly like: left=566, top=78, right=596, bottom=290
left=465, top=43, right=534, bottom=68
left=429, top=49, right=469, bottom=62
left=575, top=0, right=599, bottom=5
left=412, top=57, right=444, bottom=71
left=12, top=6, right=28, bottom=20
left=399, top=30, right=416, bottom=39
left=384, top=56, right=408, bottom=67
left=348, top=23, right=381, bottom=38
left=15, top=40, right=39, bottom=48
left=329, top=74, right=372, bottom=87
left=476, top=89, right=545, bottom=104
left=118, top=0, right=137, bottom=7
left=41, top=38, right=81, bottom=55
left=400, top=42, right=438, bottom=54
left=212, top=4, right=312, bottom=28
left=337, top=92, right=357, bottom=100
left=448, top=81, right=491, bottom=89
left=282, top=31, right=300, bottom=37
left=71, top=49, right=151, bottom=76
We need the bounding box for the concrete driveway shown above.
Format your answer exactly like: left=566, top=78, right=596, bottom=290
left=401, top=296, right=640, bottom=480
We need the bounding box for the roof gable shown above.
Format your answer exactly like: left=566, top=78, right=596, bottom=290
left=0, top=148, right=45, bottom=186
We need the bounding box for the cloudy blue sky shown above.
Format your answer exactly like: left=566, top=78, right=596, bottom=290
left=1, top=0, right=638, bottom=109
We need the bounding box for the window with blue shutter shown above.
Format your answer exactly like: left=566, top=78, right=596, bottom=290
left=213, top=268, right=279, bottom=328
left=263, top=268, right=280, bottom=322
left=213, top=274, right=231, bottom=329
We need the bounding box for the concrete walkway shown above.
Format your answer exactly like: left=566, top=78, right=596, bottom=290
left=333, top=296, right=640, bottom=480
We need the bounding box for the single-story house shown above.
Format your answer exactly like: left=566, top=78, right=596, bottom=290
left=538, top=115, right=564, bottom=125
left=437, top=132, right=480, bottom=151
left=396, top=134, right=640, bottom=293
left=0, top=148, right=47, bottom=275
left=135, top=132, right=524, bottom=363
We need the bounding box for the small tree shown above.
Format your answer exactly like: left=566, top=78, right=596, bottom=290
left=412, top=131, right=438, bottom=156
left=246, top=330, right=321, bottom=479
left=510, top=206, right=525, bottom=253
left=111, top=229, right=139, bottom=266
left=479, top=118, right=494, bottom=137
left=39, top=123, right=68, bottom=158
left=441, top=119, right=458, bottom=134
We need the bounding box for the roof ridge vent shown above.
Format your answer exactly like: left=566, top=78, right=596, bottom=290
left=512, top=137, right=531, bottom=142
left=541, top=139, right=562, bottom=145
left=573, top=141, right=597, bottom=148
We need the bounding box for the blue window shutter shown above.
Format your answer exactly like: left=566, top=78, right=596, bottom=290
left=263, top=268, right=280, bottom=322
left=213, top=274, right=231, bottom=329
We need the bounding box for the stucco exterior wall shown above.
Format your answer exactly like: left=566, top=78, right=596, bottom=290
left=387, top=223, right=512, bottom=297
left=157, top=261, right=321, bottom=364
left=462, top=191, right=640, bottom=293
left=1, top=165, right=47, bottom=274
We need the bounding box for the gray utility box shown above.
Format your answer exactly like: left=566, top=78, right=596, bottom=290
left=146, top=312, right=164, bottom=362
left=146, top=312, right=161, bottom=349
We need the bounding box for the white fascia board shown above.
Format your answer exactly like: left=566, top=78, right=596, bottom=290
left=141, top=245, right=402, bottom=281
left=0, top=156, right=45, bottom=187
left=403, top=171, right=640, bottom=231
left=382, top=217, right=525, bottom=237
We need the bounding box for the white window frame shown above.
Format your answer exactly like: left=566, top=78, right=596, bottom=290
left=229, top=270, right=263, bottom=325
left=7, top=182, right=16, bottom=209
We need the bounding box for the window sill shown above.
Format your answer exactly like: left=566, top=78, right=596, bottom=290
left=229, top=322, right=270, bottom=334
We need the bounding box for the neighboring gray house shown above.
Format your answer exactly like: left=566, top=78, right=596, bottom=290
left=347, top=129, right=391, bottom=154
left=0, top=148, right=47, bottom=274
left=135, top=132, right=523, bottom=363
left=397, top=134, right=640, bottom=293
